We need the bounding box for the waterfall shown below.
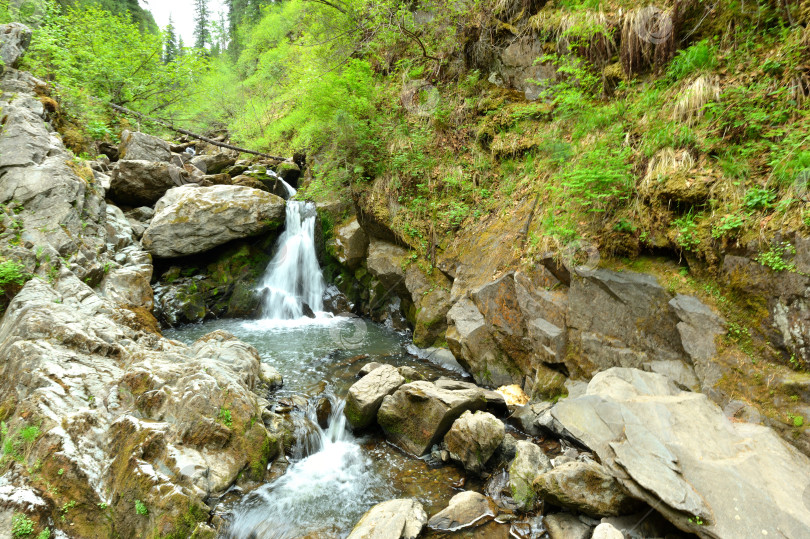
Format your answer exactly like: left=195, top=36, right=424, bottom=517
left=258, top=179, right=326, bottom=320
left=223, top=396, right=386, bottom=538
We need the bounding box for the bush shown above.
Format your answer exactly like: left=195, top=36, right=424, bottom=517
left=667, top=40, right=718, bottom=80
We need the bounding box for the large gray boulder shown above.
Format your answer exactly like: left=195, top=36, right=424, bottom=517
left=533, top=460, right=639, bottom=517
left=344, top=364, right=404, bottom=429
left=550, top=368, right=810, bottom=538
left=366, top=239, right=409, bottom=296
left=509, top=440, right=552, bottom=511
left=347, top=498, right=427, bottom=539
left=0, top=23, right=32, bottom=69
left=190, top=152, right=236, bottom=175
left=331, top=217, right=369, bottom=269
left=142, top=185, right=285, bottom=258
left=118, top=129, right=172, bottom=162
left=443, top=410, right=504, bottom=475
left=426, top=491, right=497, bottom=532
left=109, top=160, right=187, bottom=206
left=377, top=381, right=487, bottom=455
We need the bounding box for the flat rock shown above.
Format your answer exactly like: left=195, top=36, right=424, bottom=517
left=427, top=491, right=496, bottom=531
left=347, top=498, right=427, bottom=539
left=550, top=367, right=810, bottom=538
left=142, top=185, right=285, bottom=258
left=345, top=364, right=405, bottom=429
left=377, top=381, right=487, bottom=455
left=444, top=410, right=505, bottom=474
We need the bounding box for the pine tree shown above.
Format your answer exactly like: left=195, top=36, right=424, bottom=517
left=163, top=15, right=178, bottom=64
left=193, top=0, right=210, bottom=50
left=178, top=36, right=186, bottom=57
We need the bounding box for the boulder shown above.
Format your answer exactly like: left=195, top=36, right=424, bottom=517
left=331, top=217, right=369, bottom=269
left=347, top=498, right=427, bottom=539
left=109, top=160, right=186, bottom=206
left=359, top=362, right=384, bottom=376
left=118, top=130, right=172, bottom=162
left=404, top=265, right=453, bottom=348
left=141, top=185, right=285, bottom=258
left=427, top=491, right=497, bottom=531
left=592, top=523, right=624, bottom=539
left=0, top=23, right=32, bottom=68
left=443, top=410, right=504, bottom=474
left=345, top=364, right=405, bottom=429
left=668, top=293, right=726, bottom=388
left=533, top=460, right=640, bottom=517
left=366, top=239, right=409, bottom=296
left=190, top=153, right=236, bottom=175
left=377, top=381, right=487, bottom=455
left=509, top=440, right=552, bottom=511
left=550, top=368, right=810, bottom=537
left=543, top=513, right=592, bottom=539
left=274, top=160, right=301, bottom=186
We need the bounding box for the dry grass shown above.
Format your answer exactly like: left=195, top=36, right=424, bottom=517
left=492, top=0, right=544, bottom=23
left=530, top=10, right=618, bottom=67
left=640, top=147, right=695, bottom=194
left=620, top=5, right=677, bottom=76
left=672, top=75, right=721, bottom=123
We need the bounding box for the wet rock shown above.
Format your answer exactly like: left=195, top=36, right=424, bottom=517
left=377, top=380, right=488, bottom=455
left=316, top=397, right=332, bottom=429
left=259, top=364, right=283, bottom=388
left=397, top=366, right=424, bottom=382
left=142, top=185, right=285, bottom=258
left=331, top=217, right=369, bottom=269
left=323, top=284, right=352, bottom=314
left=0, top=23, right=32, bottom=68
left=274, top=160, right=301, bottom=185
left=427, top=491, right=497, bottom=531
left=533, top=460, right=639, bottom=517
left=592, top=522, right=624, bottom=539
left=359, top=362, right=384, bottom=376
left=366, top=239, right=409, bottom=296
left=509, top=440, right=552, bottom=512
left=404, top=264, right=453, bottom=348
left=347, top=498, right=427, bottom=539
left=543, top=513, right=592, bottom=539
left=118, top=129, right=171, bottom=162
left=434, top=378, right=507, bottom=414
left=109, top=159, right=186, bottom=206
left=550, top=368, right=810, bottom=537
left=190, top=152, right=236, bottom=174
left=345, top=364, right=405, bottom=429
left=444, top=410, right=505, bottom=475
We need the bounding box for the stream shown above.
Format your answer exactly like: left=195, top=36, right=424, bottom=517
left=165, top=180, right=482, bottom=538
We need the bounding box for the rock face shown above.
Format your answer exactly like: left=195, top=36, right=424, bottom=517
left=0, top=23, right=31, bottom=68
left=142, top=185, right=285, bottom=258
left=377, top=381, right=487, bottom=455
left=344, top=364, right=405, bottom=429
left=427, top=491, right=497, bottom=531
left=443, top=410, right=504, bottom=474
left=347, top=498, right=427, bottom=539
left=550, top=368, right=810, bottom=538
left=533, top=460, right=639, bottom=517
left=109, top=159, right=186, bottom=206
left=118, top=129, right=172, bottom=162
left=0, top=277, right=277, bottom=538
left=509, top=440, right=552, bottom=511
left=332, top=218, right=369, bottom=269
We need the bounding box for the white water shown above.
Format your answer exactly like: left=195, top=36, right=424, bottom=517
left=258, top=179, right=327, bottom=320
left=224, top=399, right=388, bottom=538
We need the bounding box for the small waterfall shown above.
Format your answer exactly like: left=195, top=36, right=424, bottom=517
left=257, top=179, right=326, bottom=320
left=224, top=397, right=386, bottom=538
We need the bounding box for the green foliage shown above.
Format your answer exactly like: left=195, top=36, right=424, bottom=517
left=712, top=213, right=745, bottom=239
left=11, top=513, right=35, bottom=537
left=134, top=499, right=148, bottom=516
left=0, top=260, right=31, bottom=288
left=744, top=187, right=776, bottom=211
left=37, top=529, right=50, bottom=539
left=559, top=144, right=632, bottom=213
left=667, top=40, right=717, bottom=80
left=756, top=242, right=797, bottom=272
left=673, top=213, right=700, bottom=250
left=218, top=407, right=233, bottom=428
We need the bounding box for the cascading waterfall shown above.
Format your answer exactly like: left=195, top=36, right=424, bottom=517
left=223, top=397, right=388, bottom=538
left=257, top=178, right=326, bottom=320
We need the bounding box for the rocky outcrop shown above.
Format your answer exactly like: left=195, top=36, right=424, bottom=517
left=345, top=364, right=405, bottom=429
left=549, top=368, right=810, bottom=538
left=347, top=498, right=427, bottom=539
left=331, top=218, right=369, bottom=269
left=0, top=23, right=31, bottom=69
left=443, top=410, right=504, bottom=475
left=377, top=380, right=487, bottom=455
left=118, top=129, right=172, bottom=162
left=109, top=159, right=188, bottom=206
left=0, top=276, right=277, bottom=538
left=142, top=185, right=285, bottom=258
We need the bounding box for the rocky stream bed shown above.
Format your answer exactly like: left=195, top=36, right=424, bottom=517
left=0, top=21, right=810, bottom=539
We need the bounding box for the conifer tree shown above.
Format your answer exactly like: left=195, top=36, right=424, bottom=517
left=193, top=0, right=210, bottom=50
left=163, top=15, right=178, bottom=63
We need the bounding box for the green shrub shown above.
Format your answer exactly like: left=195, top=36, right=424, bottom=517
left=667, top=40, right=718, bottom=79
